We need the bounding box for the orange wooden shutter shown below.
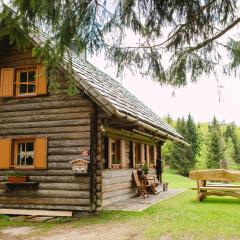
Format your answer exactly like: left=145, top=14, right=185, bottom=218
left=36, top=65, right=47, bottom=95
left=35, top=138, right=48, bottom=169
left=0, top=139, right=11, bottom=169
left=0, top=68, right=14, bottom=97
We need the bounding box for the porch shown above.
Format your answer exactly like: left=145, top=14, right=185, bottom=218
left=103, top=189, right=184, bottom=212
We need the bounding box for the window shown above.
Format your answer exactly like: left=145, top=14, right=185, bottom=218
left=0, top=138, right=48, bottom=170
left=108, top=137, right=125, bottom=168
left=0, top=65, right=47, bottom=98
left=135, top=143, right=142, bottom=167
left=149, top=145, right=155, bottom=167
left=14, top=140, right=35, bottom=168
left=16, top=68, right=36, bottom=96
left=111, top=139, right=121, bottom=165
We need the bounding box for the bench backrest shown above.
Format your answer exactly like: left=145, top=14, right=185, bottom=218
left=189, top=169, right=240, bottom=182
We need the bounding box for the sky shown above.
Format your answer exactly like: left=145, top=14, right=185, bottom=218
left=89, top=53, right=240, bottom=125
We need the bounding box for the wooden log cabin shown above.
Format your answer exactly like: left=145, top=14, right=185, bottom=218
left=0, top=27, right=186, bottom=215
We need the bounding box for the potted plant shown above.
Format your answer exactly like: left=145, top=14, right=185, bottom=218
left=4, top=172, right=28, bottom=183
left=142, top=164, right=149, bottom=176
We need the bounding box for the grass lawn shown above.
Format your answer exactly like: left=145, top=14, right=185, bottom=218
left=1, top=168, right=240, bottom=240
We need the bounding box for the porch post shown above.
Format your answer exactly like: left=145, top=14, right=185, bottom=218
left=156, top=141, right=164, bottom=182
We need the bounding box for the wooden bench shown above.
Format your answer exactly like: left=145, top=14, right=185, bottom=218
left=189, top=169, right=240, bottom=201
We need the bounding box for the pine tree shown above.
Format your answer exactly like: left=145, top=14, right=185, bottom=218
left=185, top=114, right=200, bottom=160
left=170, top=116, right=199, bottom=176
left=224, top=123, right=240, bottom=164
left=206, top=116, right=225, bottom=169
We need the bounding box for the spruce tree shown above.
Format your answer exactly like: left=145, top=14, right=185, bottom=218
left=224, top=123, right=240, bottom=164
left=170, top=116, right=199, bottom=176
left=206, top=116, right=225, bottom=169
left=185, top=114, right=200, bottom=160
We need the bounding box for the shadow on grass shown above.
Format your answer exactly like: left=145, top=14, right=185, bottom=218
left=190, top=197, right=240, bottom=205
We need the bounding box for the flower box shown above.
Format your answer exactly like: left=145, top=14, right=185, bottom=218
left=8, top=176, right=28, bottom=183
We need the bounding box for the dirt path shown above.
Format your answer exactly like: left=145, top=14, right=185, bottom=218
left=0, top=221, right=144, bottom=240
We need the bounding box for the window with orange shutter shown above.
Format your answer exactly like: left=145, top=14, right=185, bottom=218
left=0, top=137, right=47, bottom=170
left=15, top=68, right=37, bottom=96
left=0, top=65, right=47, bottom=98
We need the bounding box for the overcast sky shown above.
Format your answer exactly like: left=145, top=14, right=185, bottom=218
left=89, top=53, right=240, bottom=125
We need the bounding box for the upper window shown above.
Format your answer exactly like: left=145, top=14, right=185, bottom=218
left=0, top=65, right=47, bottom=98
left=16, top=68, right=36, bottom=96
left=14, top=139, right=35, bottom=168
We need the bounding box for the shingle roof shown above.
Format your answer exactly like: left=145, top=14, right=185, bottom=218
left=30, top=31, right=183, bottom=140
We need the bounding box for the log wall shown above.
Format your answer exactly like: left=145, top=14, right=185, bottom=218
left=0, top=38, right=93, bottom=211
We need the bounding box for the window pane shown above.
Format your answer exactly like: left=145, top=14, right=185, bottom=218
left=26, top=155, right=34, bottom=165
left=18, top=142, right=25, bottom=152
left=20, top=72, right=27, bottom=83
left=19, top=84, right=27, bottom=94
left=28, top=84, right=35, bottom=93
left=17, top=154, right=21, bottom=165
left=28, top=71, right=36, bottom=82
left=16, top=141, right=34, bottom=167
left=26, top=142, right=34, bottom=151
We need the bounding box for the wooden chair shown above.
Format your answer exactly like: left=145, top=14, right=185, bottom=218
left=145, top=176, right=160, bottom=195
left=132, top=170, right=148, bottom=198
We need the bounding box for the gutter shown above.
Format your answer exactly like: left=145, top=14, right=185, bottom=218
left=113, top=109, right=190, bottom=146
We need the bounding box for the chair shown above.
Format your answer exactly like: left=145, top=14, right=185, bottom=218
left=145, top=176, right=160, bottom=195
left=132, top=170, right=148, bottom=198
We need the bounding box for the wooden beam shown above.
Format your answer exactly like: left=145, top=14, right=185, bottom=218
left=0, top=209, right=72, bottom=217
left=102, top=126, right=158, bottom=144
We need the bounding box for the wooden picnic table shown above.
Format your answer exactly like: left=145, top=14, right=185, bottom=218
left=189, top=169, right=240, bottom=201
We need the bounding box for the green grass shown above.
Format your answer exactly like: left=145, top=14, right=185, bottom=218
left=1, top=169, right=240, bottom=240
left=162, top=167, right=195, bottom=189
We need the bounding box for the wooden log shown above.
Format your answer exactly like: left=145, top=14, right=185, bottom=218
left=38, top=183, right=90, bottom=191
left=102, top=182, right=133, bottom=193
left=0, top=197, right=90, bottom=205
left=190, top=169, right=240, bottom=182
left=48, top=162, right=72, bottom=170
left=48, top=155, right=90, bottom=162
left=0, top=176, right=89, bottom=183
left=102, top=192, right=135, bottom=206
left=0, top=119, right=90, bottom=129
left=0, top=204, right=90, bottom=211
left=48, top=147, right=90, bottom=155
left=0, top=126, right=90, bottom=135
left=0, top=106, right=90, bottom=119
left=0, top=132, right=90, bottom=141
left=0, top=113, right=91, bottom=124
left=0, top=99, right=89, bottom=112
left=0, top=170, right=73, bottom=176
left=102, top=169, right=133, bottom=179
left=102, top=175, right=133, bottom=186
left=102, top=188, right=134, bottom=200
left=0, top=209, right=73, bottom=217
left=49, top=140, right=90, bottom=147
left=0, top=189, right=90, bottom=199
left=0, top=95, right=87, bottom=106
